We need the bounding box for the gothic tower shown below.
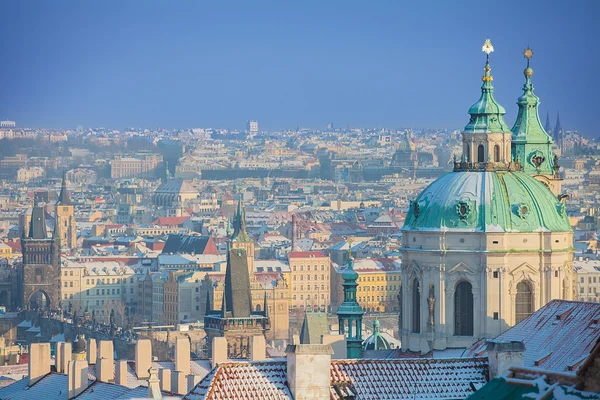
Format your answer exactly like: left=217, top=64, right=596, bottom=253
left=55, top=171, right=77, bottom=250
left=21, top=206, right=61, bottom=310
left=511, top=49, right=562, bottom=195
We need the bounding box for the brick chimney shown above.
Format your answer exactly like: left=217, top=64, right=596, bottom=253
left=135, top=339, right=152, bottom=379
left=487, top=340, right=525, bottom=379
left=67, top=360, right=89, bottom=398
left=286, top=344, right=333, bottom=400
left=28, top=343, right=50, bottom=385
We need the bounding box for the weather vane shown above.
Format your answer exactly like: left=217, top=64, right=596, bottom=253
left=482, top=38, right=494, bottom=62
left=524, top=47, right=533, bottom=68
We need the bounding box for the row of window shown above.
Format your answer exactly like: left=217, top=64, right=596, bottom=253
left=581, top=276, right=599, bottom=284
left=358, top=285, right=398, bottom=292
left=292, top=265, right=327, bottom=271
left=293, top=285, right=328, bottom=291
left=292, top=294, right=327, bottom=300
left=358, top=275, right=400, bottom=282
left=409, top=279, right=533, bottom=336
left=292, top=275, right=327, bottom=281
left=581, top=287, right=598, bottom=294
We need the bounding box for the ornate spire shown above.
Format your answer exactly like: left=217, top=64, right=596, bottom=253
left=232, top=197, right=250, bottom=242
left=545, top=111, right=553, bottom=136
left=463, top=39, right=511, bottom=134
left=511, top=47, right=555, bottom=176
left=57, top=170, right=72, bottom=206
left=336, top=246, right=363, bottom=359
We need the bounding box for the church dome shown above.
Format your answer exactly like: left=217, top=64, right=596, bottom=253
left=362, top=319, right=400, bottom=351
left=403, top=170, right=571, bottom=233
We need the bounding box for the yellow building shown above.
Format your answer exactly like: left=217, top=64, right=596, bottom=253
left=288, top=251, right=331, bottom=312
left=332, top=258, right=401, bottom=313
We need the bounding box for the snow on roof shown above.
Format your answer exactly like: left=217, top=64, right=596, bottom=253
left=466, top=300, right=600, bottom=372
left=288, top=251, right=327, bottom=258
left=187, top=357, right=488, bottom=400
left=574, top=259, right=600, bottom=273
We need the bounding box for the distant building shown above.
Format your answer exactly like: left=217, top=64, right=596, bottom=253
left=109, top=154, right=163, bottom=179
left=0, top=120, right=16, bottom=128
left=246, top=120, right=259, bottom=135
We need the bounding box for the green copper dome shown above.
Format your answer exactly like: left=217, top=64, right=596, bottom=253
left=463, top=62, right=511, bottom=134
left=403, top=170, right=571, bottom=233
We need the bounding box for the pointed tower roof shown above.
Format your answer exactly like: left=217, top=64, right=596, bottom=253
left=232, top=198, right=250, bottom=242
left=463, top=39, right=511, bottom=134
left=511, top=49, right=553, bottom=145
left=554, top=112, right=563, bottom=135
left=544, top=111, right=553, bottom=136
left=222, top=247, right=252, bottom=318
left=28, top=206, right=48, bottom=239
left=57, top=170, right=72, bottom=206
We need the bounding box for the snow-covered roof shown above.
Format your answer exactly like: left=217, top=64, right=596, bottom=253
left=186, top=357, right=488, bottom=400
left=466, top=300, right=600, bottom=373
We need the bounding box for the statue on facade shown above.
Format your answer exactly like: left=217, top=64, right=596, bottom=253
left=427, top=284, right=435, bottom=329
left=398, top=285, right=403, bottom=330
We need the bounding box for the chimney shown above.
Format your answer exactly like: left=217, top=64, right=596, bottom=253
left=98, top=340, right=113, bottom=360
left=67, top=360, right=89, bottom=398
left=147, top=367, right=162, bottom=399
left=321, top=334, right=347, bottom=360
left=159, top=368, right=171, bottom=392
left=291, top=214, right=297, bottom=250
left=292, top=334, right=300, bottom=345
left=286, top=344, right=333, bottom=400
left=96, top=356, right=113, bottom=383
left=175, top=338, right=190, bottom=375
left=487, top=340, right=525, bottom=379
left=28, top=343, right=51, bottom=385
left=115, top=360, right=128, bottom=386
left=249, top=335, right=266, bottom=361
left=172, top=370, right=187, bottom=395
left=56, top=342, right=64, bottom=374
left=60, top=342, right=72, bottom=374
left=87, top=338, right=97, bottom=365
left=211, top=337, right=227, bottom=368
left=187, top=374, right=200, bottom=392
left=136, top=339, right=152, bottom=379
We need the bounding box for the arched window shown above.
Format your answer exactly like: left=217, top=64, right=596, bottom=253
left=465, top=143, right=470, bottom=162
left=412, top=278, right=420, bottom=333
left=454, top=281, right=474, bottom=336
left=494, top=145, right=500, bottom=162
left=477, top=145, right=485, bottom=163
left=515, top=281, right=533, bottom=323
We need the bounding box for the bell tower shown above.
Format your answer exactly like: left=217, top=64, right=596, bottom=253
left=511, top=48, right=562, bottom=196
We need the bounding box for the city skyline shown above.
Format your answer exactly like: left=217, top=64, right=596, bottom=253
left=0, top=1, right=598, bottom=135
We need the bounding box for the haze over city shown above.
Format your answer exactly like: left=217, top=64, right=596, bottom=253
left=1, top=0, right=599, bottom=134
left=1, top=2, right=600, bottom=400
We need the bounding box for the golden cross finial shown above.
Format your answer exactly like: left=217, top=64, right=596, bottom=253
left=524, top=47, right=533, bottom=69
left=482, top=39, right=494, bottom=55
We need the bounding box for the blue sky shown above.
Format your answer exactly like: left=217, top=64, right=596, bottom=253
left=0, top=0, right=598, bottom=134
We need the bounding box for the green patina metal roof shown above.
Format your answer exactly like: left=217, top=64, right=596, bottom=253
left=511, top=65, right=556, bottom=176
left=468, top=377, right=600, bottom=400
left=463, top=61, right=511, bottom=134
left=403, top=170, right=571, bottom=233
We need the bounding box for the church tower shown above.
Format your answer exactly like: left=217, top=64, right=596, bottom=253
left=336, top=254, right=364, bottom=359
left=231, top=198, right=255, bottom=274
left=55, top=171, right=77, bottom=250
left=400, top=40, right=573, bottom=354
left=511, top=48, right=562, bottom=195
left=21, top=206, right=61, bottom=310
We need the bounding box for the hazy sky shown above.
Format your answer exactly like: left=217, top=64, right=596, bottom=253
left=1, top=1, right=598, bottom=134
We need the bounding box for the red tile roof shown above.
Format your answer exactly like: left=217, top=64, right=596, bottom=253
left=186, top=357, right=488, bottom=400
left=152, top=216, right=190, bottom=226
